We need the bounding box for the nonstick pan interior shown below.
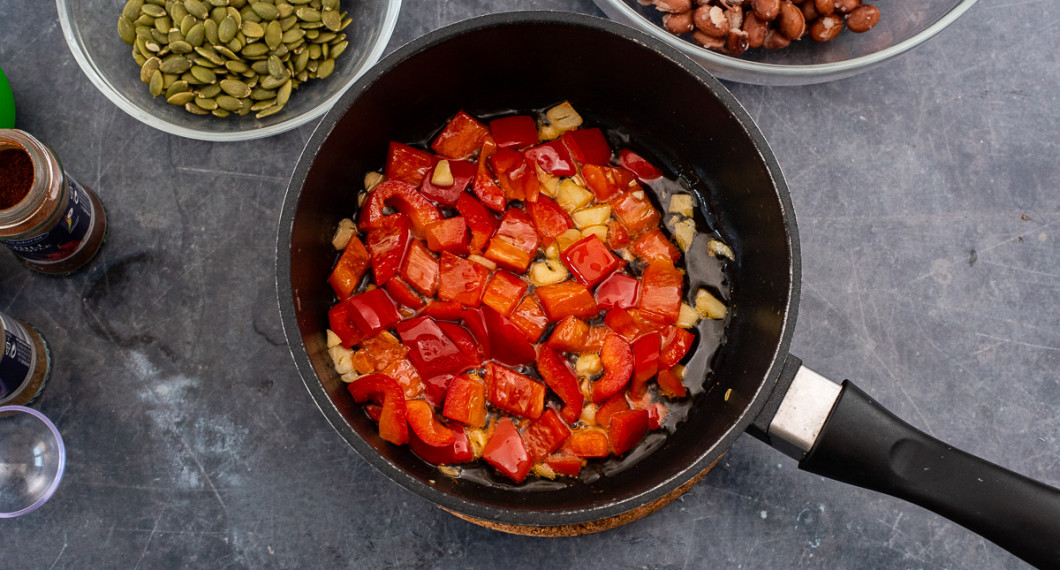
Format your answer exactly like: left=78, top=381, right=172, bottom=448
left=278, top=12, right=800, bottom=529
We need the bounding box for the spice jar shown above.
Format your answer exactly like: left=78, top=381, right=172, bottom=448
left=0, top=129, right=107, bottom=274
left=0, top=312, right=51, bottom=406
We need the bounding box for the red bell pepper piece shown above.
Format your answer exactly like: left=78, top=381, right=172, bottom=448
left=354, top=332, right=409, bottom=373
left=422, top=300, right=464, bottom=321
left=618, top=149, right=663, bottom=183
left=603, top=308, right=642, bottom=342
left=660, top=326, right=695, bottom=368
left=481, top=306, right=537, bottom=366
left=347, top=374, right=409, bottom=445
left=365, top=214, right=412, bottom=285
left=329, top=234, right=371, bottom=300
left=607, top=219, right=631, bottom=250
left=593, top=333, right=634, bottom=402
left=437, top=252, right=490, bottom=307
left=455, top=191, right=499, bottom=254
left=328, top=301, right=364, bottom=348
left=482, top=417, right=533, bottom=483
left=385, top=142, right=434, bottom=186
left=656, top=365, right=687, bottom=398
left=560, top=234, right=622, bottom=288
left=406, top=399, right=456, bottom=447
left=410, top=423, right=474, bottom=465
left=562, top=427, right=610, bottom=458
left=595, top=393, right=630, bottom=428
left=522, top=408, right=571, bottom=463
left=484, top=208, right=540, bottom=273
left=400, top=239, right=440, bottom=298
left=424, top=216, right=471, bottom=256
left=359, top=180, right=443, bottom=237
left=544, top=453, right=583, bottom=477
left=420, top=158, right=476, bottom=205
left=631, top=228, right=681, bottom=264
left=562, top=128, right=612, bottom=165
left=535, top=345, right=584, bottom=425
left=489, top=147, right=540, bottom=202
left=457, top=307, right=491, bottom=359
left=630, top=332, right=661, bottom=400
left=395, top=315, right=475, bottom=381
left=545, top=316, right=604, bottom=354
left=535, top=281, right=599, bottom=322
left=328, top=288, right=402, bottom=348
left=437, top=321, right=485, bottom=367
left=486, top=362, right=546, bottom=420
left=525, top=194, right=573, bottom=244
left=481, top=270, right=528, bottom=317
left=431, top=110, right=490, bottom=160
left=442, top=373, right=487, bottom=428
left=524, top=140, right=576, bottom=176
left=473, top=138, right=506, bottom=212
left=381, top=358, right=425, bottom=400
left=639, top=261, right=685, bottom=324
left=610, top=188, right=661, bottom=238
left=508, top=295, right=549, bottom=343
left=383, top=276, right=425, bottom=310
left=608, top=409, right=649, bottom=456
left=581, top=163, right=637, bottom=202
left=595, top=272, right=640, bottom=311
left=489, top=115, right=538, bottom=150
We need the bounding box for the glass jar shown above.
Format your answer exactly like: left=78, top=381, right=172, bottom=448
left=0, top=129, right=107, bottom=275
left=0, top=312, right=51, bottom=406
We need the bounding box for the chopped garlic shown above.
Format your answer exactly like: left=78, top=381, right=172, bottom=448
left=326, top=329, right=342, bottom=348
left=555, top=179, right=594, bottom=213
left=532, top=463, right=557, bottom=480
left=467, top=428, right=488, bottom=458
left=576, top=353, right=603, bottom=376
left=528, top=259, right=568, bottom=286
left=673, top=218, right=696, bottom=251
left=328, top=345, right=355, bottom=375
left=468, top=255, right=496, bottom=271
left=340, top=372, right=359, bottom=383
left=545, top=101, right=583, bottom=132
left=676, top=302, right=701, bottom=329
left=431, top=159, right=454, bottom=187
left=331, top=218, right=356, bottom=250
left=364, top=171, right=384, bottom=192
left=580, top=225, right=608, bottom=244
left=572, top=204, right=612, bottom=229
left=544, top=241, right=560, bottom=260
left=438, top=465, right=462, bottom=478
left=535, top=163, right=560, bottom=197
left=556, top=228, right=583, bottom=252
left=668, top=193, right=694, bottom=217
left=580, top=403, right=598, bottom=425
left=707, top=239, right=734, bottom=260
left=695, top=288, right=728, bottom=320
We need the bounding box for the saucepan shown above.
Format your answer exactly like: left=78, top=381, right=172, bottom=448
left=276, top=12, right=1060, bottom=567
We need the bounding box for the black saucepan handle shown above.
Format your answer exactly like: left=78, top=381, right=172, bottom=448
left=800, top=380, right=1060, bottom=569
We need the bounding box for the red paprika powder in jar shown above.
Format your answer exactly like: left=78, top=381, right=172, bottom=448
left=0, top=129, right=107, bottom=274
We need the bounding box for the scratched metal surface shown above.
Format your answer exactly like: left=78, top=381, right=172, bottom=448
left=1, top=0, right=1057, bottom=568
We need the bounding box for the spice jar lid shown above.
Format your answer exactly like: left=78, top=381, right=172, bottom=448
left=0, top=65, right=14, bottom=129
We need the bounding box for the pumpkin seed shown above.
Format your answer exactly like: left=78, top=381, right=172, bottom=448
left=132, top=50, right=147, bottom=67
left=267, top=55, right=285, bottom=78
left=220, top=78, right=251, bottom=97
left=165, top=80, right=190, bottom=98
left=185, top=101, right=210, bottom=114
left=140, top=56, right=161, bottom=83
left=203, top=18, right=220, bottom=44
left=118, top=16, right=137, bottom=45
left=224, top=60, right=250, bottom=74
left=136, top=13, right=155, bottom=26
left=141, top=3, right=166, bottom=17
left=218, top=15, right=238, bottom=43
left=215, top=45, right=239, bottom=59
left=256, top=103, right=284, bottom=118
left=315, top=57, right=334, bottom=79
left=215, top=95, right=243, bottom=111
left=190, top=65, right=218, bottom=84
left=279, top=15, right=297, bottom=31
left=194, top=96, right=218, bottom=110
left=161, top=73, right=179, bottom=89
left=275, top=79, right=292, bottom=106
left=212, top=108, right=231, bottom=118
left=159, top=54, right=193, bottom=73
left=242, top=42, right=270, bottom=57
left=277, top=2, right=294, bottom=18
left=207, top=0, right=229, bottom=7
left=250, top=87, right=275, bottom=100
left=154, top=15, right=171, bottom=34
left=330, top=40, right=347, bottom=59
left=149, top=69, right=164, bottom=96
left=168, top=91, right=196, bottom=105
left=250, top=2, right=279, bottom=21
left=281, top=27, right=305, bottom=43
left=321, top=9, right=340, bottom=32
left=227, top=6, right=242, bottom=28
left=250, top=99, right=275, bottom=111
left=264, top=19, right=282, bottom=49
left=194, top=46, right=225, bottom=65
left=260, top=72, right=288, bottom=90
left=185, top=23, right=205, bottom=46
left=294, top=7, right=319, bottom=22
left=293, top=49, right=309, bottom=72
left=242, top=20, right=264, bottom=38
left=123, top=0, right=144, bottom=20
left=150, top=28, right=169, bottom=45
left=210, top=6, right=227, bottom=24
left=200, top=83, right=223, bottom=98
left=322, top=0, right=338, bottom=10
left=169, top=2, right=189, bottom=22
left=169, top=40, right=193, bottom=54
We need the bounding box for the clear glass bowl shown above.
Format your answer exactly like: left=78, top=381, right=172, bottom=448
left=56, top=0, right=401, bottom=141
left=0, top=406, right=66, bottom=518
left=592, top=0, right=978, bottom=85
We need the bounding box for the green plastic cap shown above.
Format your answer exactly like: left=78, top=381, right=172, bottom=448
left=0, top=65, right=15, bottom=129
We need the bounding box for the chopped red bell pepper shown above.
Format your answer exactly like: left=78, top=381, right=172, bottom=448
left=490, top=147, right=540, bottom=203
left=595, top=272, right=640, bottom=311
left=420, top=158, right=476, bottom=205
left=610, top=188, right=661, bottom=238
left=484, top=208, right=540, bottom=273
left=365, top=214, right=412, bottom=285
left=544, top=453, right=583, bottom=477
left=406, top=399, right=456, bottom=447
left=410, top=423, right=474, bottom=465
left=535, top=281, right=599, bottom=322
left=562, top=427, right=610, bottom=458
left=545, top=316, right=604, bottom=354
left=508, top=295, right=549, bottom=343
left=560, top=234, right=622, bottom=287
left=618, top=149, right=663, bottom=182
left=486, top=362, right=546, bottom=420
left=381, top=358, right=425, bottom=400
left=328, top=288, right=402, bottom=348
left=524, top=139, right=576, bottom=176
left=383, top=276, right=425, bottom=310
left=581, top=163, right=637, bottom=202
left=437, top=252, right=490, bottom=307
left=603, top=308, right=643, bottom=342
left=593, top=333, right=634, bottom=402
left=608, top=409, right=649, bottom=455
left=630, top=332, right=661, bottom=399
left=347, top=374, right=408, bottom=445
left=400, top=239, right=439, bottom=298
left=595, top=393, right=630, bottom=428
left=481, top=308, right=538, bottom=369
left=525, top=194, right=573, bottom=244
left=355, top=332, right=408, bottom=373
left=562, top=128, right=612, bottom=165
left=607, top=219, right=631, bottom=250
left=385, top=142, right=434, bottom=187
left=422, top=300, right=465, bottom=321
left=480, top=270, right=528, bottom=317
left=437, top=321, right=485, bottom=367
left=431, top=110, right=490, bottom=160
left=660, top=326, right=695, bottom=368
left=631, top=228, right=681, bottom=264
left=639, top=261, right=685, bottom=324
left=482, top=417, right=533, bottom=483
left=329, top=234, right=370, bottom=300
left=424, top=216, right=471, bottom=256
left=359, top=180, right=443, bottom=237
left=522, top=408, right=571, bottom=463
left=489, top=115, right=538, bottom=150
left=656, top=366, right=687, bottom=398
left=422, top=373, right=454, bottom=410
left=455, top=191, right=499, bottom=254
left=457, top=307, right=491, bottom=359
left=442, top=373, right=487, bottom=428
left=473, top=138, right=506, bottom=212
left=395, top=315, right=475, bottom=381
left=535, top=345, right=583, bottom=425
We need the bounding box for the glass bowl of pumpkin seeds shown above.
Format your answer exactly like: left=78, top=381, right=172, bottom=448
left=57, top=0, right=401, bottom=141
